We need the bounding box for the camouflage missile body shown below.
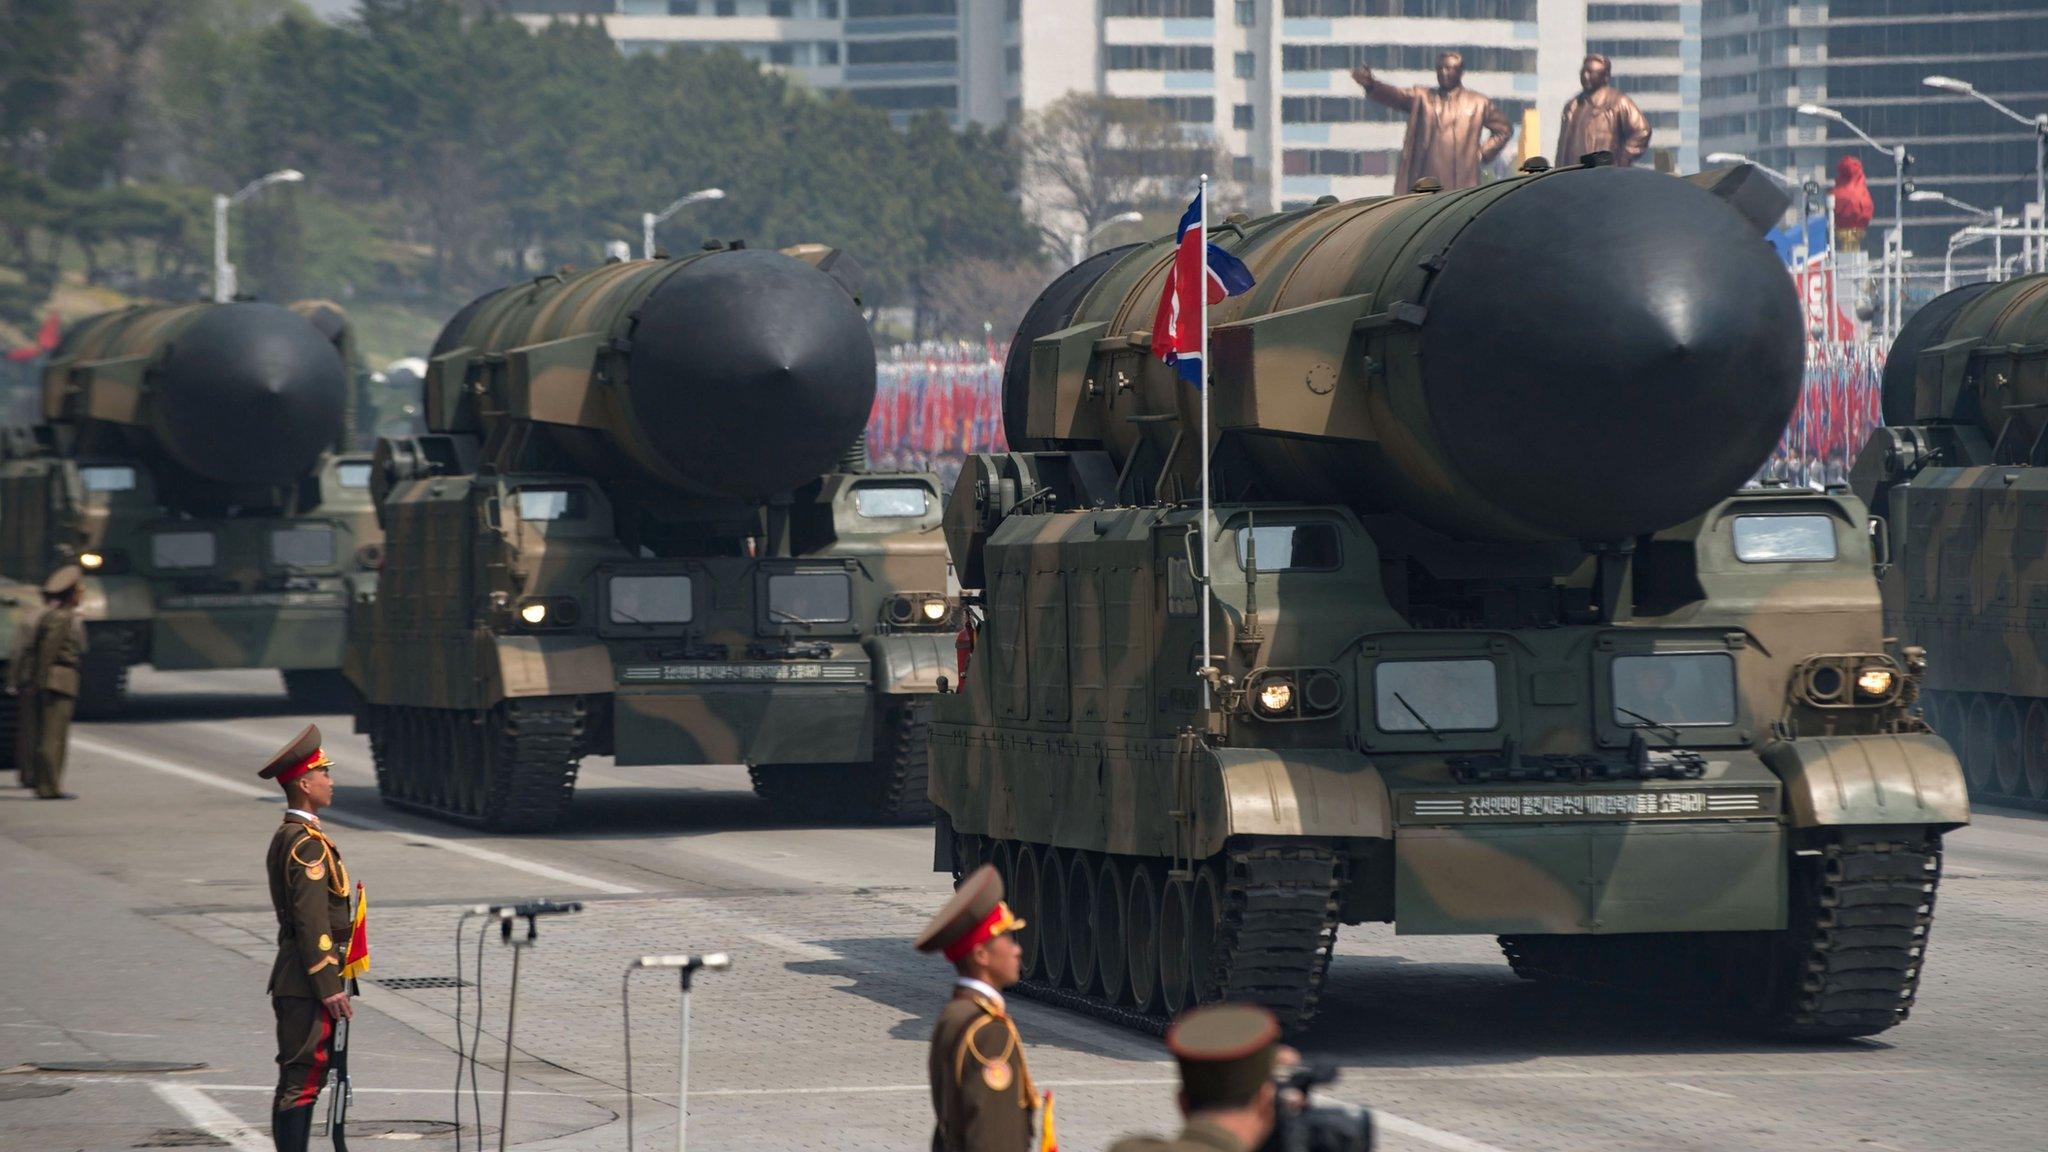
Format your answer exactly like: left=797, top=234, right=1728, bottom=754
left=0, top=301, right=381, bottom=714
left=1853, top=273, right=2048, bottom=809
left=347, top=245, right=955, bottom=832
left=935, top=163, right=1966, bottom=1037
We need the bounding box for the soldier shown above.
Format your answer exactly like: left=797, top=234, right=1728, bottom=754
left=260, top=724, right=355, bottom=1152
left=1555, top=54, right=1652, bottom=168
left=1352, top=51, right=1513, bottom=191
left=7, top=565, right=85, bottom=799
left=915, top=863, right=1037, bottom=1152
left=1108, top=1004, right=1284, bottom=1152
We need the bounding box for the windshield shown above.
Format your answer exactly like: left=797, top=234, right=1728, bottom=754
left=1235, top=523, right=1340, bottom=572
left=854, top=486, right=929, bottom=518
left=610, top=574, right=694, bottom=624
left=768, top=572, right=852, bottom=624
left=1612, top=653, right=1737, bottom=727
left=1374, top=658, right=1499, bottom=733
left=152, top=531, right=217, bottom=570
left=269, top=527, right=335, bottom=567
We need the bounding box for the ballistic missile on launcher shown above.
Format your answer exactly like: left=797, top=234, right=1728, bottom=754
left=349, top=246, right=958, bottom=832
left=934, top=162, right=1965, bottom=1036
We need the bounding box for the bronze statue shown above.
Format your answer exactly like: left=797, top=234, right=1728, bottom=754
left=1555, top=54, right=1652, bottom=168
left=1352, top=52, right=1513, bottom=191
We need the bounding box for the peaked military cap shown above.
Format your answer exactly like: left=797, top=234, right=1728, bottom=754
left=259, top=723, right=331, bottom=784
left=41, top=565, right=81, bottom=597
left=915, top=864, right=1026, bottom=962
left=1167, top=1003, right=1281, bottom=1110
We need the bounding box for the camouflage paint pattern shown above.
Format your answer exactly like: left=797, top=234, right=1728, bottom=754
left=348, top=249, right=955, bottom=775
left=1853, top=272, right=2048, bottom=804
left=0, top=303, right=380, bottom=697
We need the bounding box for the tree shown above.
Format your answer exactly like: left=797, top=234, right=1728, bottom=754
left=1020, top=93, right=1234, bottom=264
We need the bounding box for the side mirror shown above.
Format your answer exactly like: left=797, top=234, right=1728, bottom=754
left=1182, top=524, right=1210, bottom=587
left=485, top=495, right=503, bottom=533
left=1868, top=515, right=1890, bottom=573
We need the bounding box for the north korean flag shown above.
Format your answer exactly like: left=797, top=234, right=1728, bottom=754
left=1150, top=187, right=1255, bottom=387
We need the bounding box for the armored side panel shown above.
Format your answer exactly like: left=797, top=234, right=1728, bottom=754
left=0, top=303, right=376, bottom=712
left=936, top=165, right=1964, bottom=1039
left=1853, top=273, right=2048, bottom=808
left=349, top=249, right=957, bottom=832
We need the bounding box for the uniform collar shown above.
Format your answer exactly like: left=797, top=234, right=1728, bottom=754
left=285, top=809, right=321, bottom=827
left=1176, top=1119, right=1248, bottom=1152
left=955, top=976, right=1004, bottom=1011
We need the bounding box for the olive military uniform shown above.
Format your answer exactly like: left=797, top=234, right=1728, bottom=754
left=916, top=865, right=1037, bottom=1152
left=1107, top=1004, right=1283, bottom=1152
left=259, top=725, right=353, bottom=1149
left=8, top=566, right=85, bottom=798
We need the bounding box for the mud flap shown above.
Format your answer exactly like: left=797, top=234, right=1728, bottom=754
left=1763, top=733, right=1970, bottom=829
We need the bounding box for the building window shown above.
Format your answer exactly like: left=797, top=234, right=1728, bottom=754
left=1233, top=155, right=1254, bottom=183
left=1233, top=102, right=1253, bottom=128
left=1587, top=3, right=1679, bottom=19
left=669, top=0, right=699, bottom=14
left=1105, top=0, right=1216, bottom=14
left=1236, top=0, right=1256, bottom=23
left=770, top=0, right=793, bottom=15
left=819, top=40, right=840, bottom=63
left=769, top=42, right=796, bottom=64
left=715, top=0, right=735, bottom=15
left=1234, top=51, right=1255, bottom=78
left=1283, top=44, right=1537, bottom=73
left=847, top=37, right=958, bottom=65
left=1105, top=44, right=1216, bottom=71
left=1005, top=45, right=1020, bottom=73
left=1281, top=0, right=1539, bottom=17
left=1146, top=96, right=1217, bottom=122
left=847, top=0, right=958, bottom=16
left=1587, top=39, right=1681, bottom=59
left=1282, top=148, right=1397, bottom=177
left=1281, top=96, right=1407, bottom=124
left=846, top=84, right=958, bottom=110
left=1611, top=74, right=1681, bottom=93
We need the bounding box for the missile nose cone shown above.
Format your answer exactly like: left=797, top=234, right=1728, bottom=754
left=627, top=250, right=875, bottom=500
left=155, top=303, right=346, bottom=487
left=1419, top=167, right=1803, bottom=541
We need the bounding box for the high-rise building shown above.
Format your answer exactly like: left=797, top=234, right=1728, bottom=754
left=1700, top=0, right=2048, bottom=273
left=494, top=2, right=1707, bottom=224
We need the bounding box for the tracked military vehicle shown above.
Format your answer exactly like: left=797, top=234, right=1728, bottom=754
left=0, top=301, right=381, bottom=714
left=1853, top=273, right=2048, bottom=809
left=933, top=163, right=1968, bottom=1038
left=348, top=245, right=955, bottom=832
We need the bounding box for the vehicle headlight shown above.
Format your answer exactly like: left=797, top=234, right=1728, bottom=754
left=518, top=601, right=549, bottom=625
left=1255, top=678, right=1295, bottom=716
left=1855, top=666, right=1895, bottom=698
left=921, top=597, right=949, bottom=622
left=79, top=551, right=104, bottom=570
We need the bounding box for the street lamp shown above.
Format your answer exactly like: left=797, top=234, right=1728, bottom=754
left=1798, top=103, right=1909, bottom=338
left=213, top=168, right=305, bottom=303
left=1915, top=189, right=2005, bottom=289
left=1923, top=75, right=2047, bottom=273
left=642, top=187, right=726, bottom=259
left=1070, top=211, right=1145, bottom=266
left=1705, top=151, right=1799, bottom=187
left=1910, top=188, right=1991, bottom=217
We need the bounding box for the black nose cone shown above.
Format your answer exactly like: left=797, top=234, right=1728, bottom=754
left=155, top=302, right=346, bottom=487
left=1419, top=167, right=1804, bottom=541
left=627, top=249, right=876, bottom=501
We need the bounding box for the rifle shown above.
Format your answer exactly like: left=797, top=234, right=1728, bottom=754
left=322, top=981, right=357, bottom=1151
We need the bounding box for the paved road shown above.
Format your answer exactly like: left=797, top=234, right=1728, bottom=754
left=3, top=667, right=2044, bottom=1151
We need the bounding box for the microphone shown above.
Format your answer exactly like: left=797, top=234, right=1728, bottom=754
left=469, top=900, right=585, bottom=918
left=633, top=953, right=730, bottom=971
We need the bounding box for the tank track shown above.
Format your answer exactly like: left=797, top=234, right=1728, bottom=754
left=74, top=627, right=132, bottom=720
left=1924, top=689, right=2048, bottom=813
left=281, top=669, right=357, bottom=713
left=974, top=839, right=1342, bottom=1034
left=747, top=696, right=934, bottom=824
left=0, top=675, right=17, bottom=779
left=1501, top=830, right=1943, bottom=1039
left=369, top=698, right=584, bottom=833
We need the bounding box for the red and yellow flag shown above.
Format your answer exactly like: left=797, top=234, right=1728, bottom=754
left=1039, top=1090, right=1056, bottom=1152
left=340, top=883, right=370, bottom=980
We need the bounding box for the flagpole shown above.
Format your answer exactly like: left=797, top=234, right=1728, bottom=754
left=1198, top=173, right=1212, bottom=711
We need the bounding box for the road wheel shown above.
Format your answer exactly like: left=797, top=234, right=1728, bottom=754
left=1013, top=842, right=1043, bottom=982
left=1965, top=694, right=1997, bottom=794
left=1038, top=846, right=1068, bottom=989
left=848, top=696, right=932, bottom=823
left=1065, top=852, right=1098, bottom=995
left=1095, top=856, right=1130, bottom=1006
left=1994, top=695, right=2024, bottom=797
left=1126, top=860, right=1163, bottom=1015
left=2026, top=699, right=2048, bottom=800
left=1159, top=875, right=1194, bottom=1016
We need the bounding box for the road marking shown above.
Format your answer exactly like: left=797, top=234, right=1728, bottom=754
left=151, top=1083, right=268, bottom=1152
left=73, top=737, right=639, bottom=895
left=1371, top=1111, right=1516, bottom=1152
left=1664, top=1080, right=1737, bottom=1099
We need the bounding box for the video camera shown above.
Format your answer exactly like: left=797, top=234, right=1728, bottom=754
left=1262, top=1062, right=1373, bottom=1152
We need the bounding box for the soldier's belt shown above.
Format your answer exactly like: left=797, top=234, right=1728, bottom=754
left=1399, top=786, right=1776, bottom=825
left=618, top=662, right=867, bottom=684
